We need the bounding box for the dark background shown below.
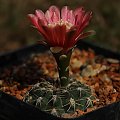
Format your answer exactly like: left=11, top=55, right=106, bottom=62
left=0, top=0, right=120, bottom=53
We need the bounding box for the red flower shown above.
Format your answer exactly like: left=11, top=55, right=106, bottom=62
left=28, top=6, right=94, bottom=53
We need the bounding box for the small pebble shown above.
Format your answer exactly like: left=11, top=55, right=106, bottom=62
left=16, top=94, right=23, bottom=100
left=71, top=58, right=82, bottom=69
left=81, top=64, right=108, bottom=77
left=101, top=74, right=111, bottom=82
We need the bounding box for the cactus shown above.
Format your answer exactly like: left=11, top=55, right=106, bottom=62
left=24, top=5, right=95, bottom=117
left=24, top=78, right=94, bottom=117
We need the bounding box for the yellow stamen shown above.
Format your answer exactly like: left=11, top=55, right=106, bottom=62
left=48, top=19, right=73, bottom=30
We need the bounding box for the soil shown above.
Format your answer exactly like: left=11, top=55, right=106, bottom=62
left=0, top=48, right=120, bottom=118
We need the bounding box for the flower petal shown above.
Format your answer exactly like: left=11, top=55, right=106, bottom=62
left=54, top=25, right=66, bottom=46
left=67, top=10, right=75, bottom=24
left=28, top=14, right=39, bottom=28
left=28, top=14, right=50, bottom=43
left=82, top=12, right=92, bottom=25
left=44, top=25, right=66, bottom=46
left=49, top=5, right=60, bottom=23
left=42, top=26, right=55, bottom=45
left=28, top=14, right=46, bottom=34
left=74, top=7, right=85, bottom=25
left=45, top=10, right=53, bottom=24
left=64, top=29, right=76, bottom=50
left=74, top=7, right=84, bottom=15
left=71, top=11, right=92, bottom=42
left=78, top=30, right=96, bottom=40
left=61, top=6, right=69, bottom=21
left=35, top=10, right=47, bottom=25
left=45, top=6, right=60, bottom=24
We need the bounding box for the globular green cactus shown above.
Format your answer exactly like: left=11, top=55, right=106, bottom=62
left=23, top=78, right=94, bottom=117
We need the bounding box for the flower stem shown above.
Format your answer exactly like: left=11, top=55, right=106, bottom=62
left=53, top=50, right=72, bottom=87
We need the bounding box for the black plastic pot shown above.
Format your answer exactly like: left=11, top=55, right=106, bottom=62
left=0, top=41, right=120, bottom=120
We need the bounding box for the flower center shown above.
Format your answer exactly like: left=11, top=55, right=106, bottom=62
left=48, top=19, right=73, bottom=30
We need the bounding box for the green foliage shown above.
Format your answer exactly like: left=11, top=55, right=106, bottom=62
left=24, top=78, right=94, bottom=117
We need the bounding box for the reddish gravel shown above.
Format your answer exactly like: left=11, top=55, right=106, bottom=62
left=0, top=48, right=120, bottom=118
